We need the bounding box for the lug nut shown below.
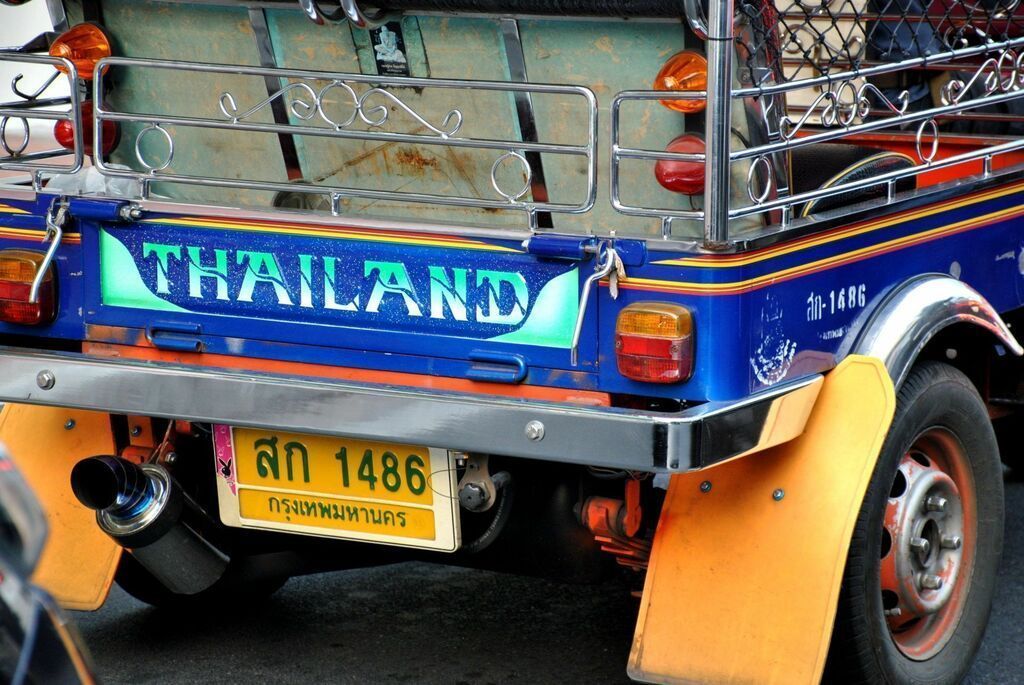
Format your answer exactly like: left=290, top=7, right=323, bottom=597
left=920, top=574, right=944, bottom=590
left=925, top=495, right=948, bottom=513
left=941, top=535, right=962, bottom=550
left=909, top=537, right=931, bottom=555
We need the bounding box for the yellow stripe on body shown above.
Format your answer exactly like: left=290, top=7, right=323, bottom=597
left=656, top=179, right=1024, bottom=268
left=626, top=204, right=1024, bottom=294
left=146, top=217, right=520, bottom=253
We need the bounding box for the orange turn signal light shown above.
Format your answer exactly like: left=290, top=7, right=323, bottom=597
left=654, top=50, right=708, bottom=114
left=0, top=250, right=56, bottom=326
left=615, top=303, right=694, bottom=384
left=49, top=23, right=111, bottom=81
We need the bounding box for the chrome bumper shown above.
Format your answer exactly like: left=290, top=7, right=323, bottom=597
left=0, top=346, right=822, bottom=473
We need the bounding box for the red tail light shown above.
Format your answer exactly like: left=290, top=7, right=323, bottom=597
left=615, top=303, right=693, bottom=384
left=655, top=134, right=705, bottom=195
left=54, top=101, right=118, bottom=156
left=0, top=251, right=56, bottom=325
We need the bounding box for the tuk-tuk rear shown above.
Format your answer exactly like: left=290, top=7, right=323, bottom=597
left=2, top=0, right=1024, bottom=682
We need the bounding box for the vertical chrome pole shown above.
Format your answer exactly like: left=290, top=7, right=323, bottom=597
left=703, top=0, right=735, bottom=248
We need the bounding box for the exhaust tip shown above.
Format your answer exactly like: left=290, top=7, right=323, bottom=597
left=71, top=456, right=146, bottom=511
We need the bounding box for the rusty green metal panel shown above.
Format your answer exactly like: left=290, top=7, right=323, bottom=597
left=519, top=19, right=697, bottom=239
left=266, top=13, right=528, bottom=228
left=92, top=0, right=288, bottom=207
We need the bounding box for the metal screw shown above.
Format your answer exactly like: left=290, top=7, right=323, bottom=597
left=772, top=488, right=785, bottom=501
left=524, top=420, right=545, bottom=442
left=700, top=480, right=712, bottom=493
left=941, top=535, right=962, bottom=550
left=164, top=452, right=178, bottom=465
left=63, top=418, right=75, bottom=430
left=920, top=574, right=944, bottom=590
left=35, top=370, right=55, bottom=390
left=884, top=607, right=903, bottom=617
left=120, top=204, right=144, bottom=221
left=926, top=495, right=948, bottom=513
left=909, top=537, right=931, bottom=555
left=130, top=426, right=142, bottom=437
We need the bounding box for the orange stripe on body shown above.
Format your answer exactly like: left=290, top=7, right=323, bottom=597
left=82, top=341, right=611, bottom=407
left=656, top=179, right=1024, bottom=268
left=621, top=204, right=1024, bottom=295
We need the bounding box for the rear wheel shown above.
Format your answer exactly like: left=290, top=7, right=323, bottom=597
left=115, top=554, right=288, bottom=610
left=827, top=361, right=1003, bottom=684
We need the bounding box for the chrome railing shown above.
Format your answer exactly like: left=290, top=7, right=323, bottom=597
left=92, top=57, right=598, bottom=230
left=610, top=27, right=1024, bottom=245
left=0, top=53, right=82, bottom=188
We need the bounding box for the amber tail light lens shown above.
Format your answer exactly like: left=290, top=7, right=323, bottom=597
left=54, top=101, right=119, bottom=156
left=655, top=134, right=705, bottom=196
left=654, top=50, right=708, bottom=114
left=49, top=23, right=112, bottom=81
left=0, top=250, right=56, bottom=325
left=615, top=303, right=694, bottom=383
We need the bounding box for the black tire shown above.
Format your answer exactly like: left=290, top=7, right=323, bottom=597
left=115, top=553, right=288, bottom=610
left=825, top=361, right=1004, bottom=684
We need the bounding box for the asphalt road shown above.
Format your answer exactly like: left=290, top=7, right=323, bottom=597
left=75, top=474, right=1024, bottom=684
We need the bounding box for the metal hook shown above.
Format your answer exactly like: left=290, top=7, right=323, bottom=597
left=11, top=70, right=60, bottom=102
left=570, top=243, right=619, bottom=367
left=31, top=199, right=67, bottom=304
left=297, top=0, right=392, bottom=28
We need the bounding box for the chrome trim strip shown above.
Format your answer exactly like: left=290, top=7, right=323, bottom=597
left=850, top=274, right=1023, bottom=388
left=0, top=346, right=821, bottom=473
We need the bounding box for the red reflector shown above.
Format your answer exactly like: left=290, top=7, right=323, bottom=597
left=53, top=101, right=118, bottom=156
left=655, top=134, right=705, bottom=196
left=616, top=333, right=692, bottom=383
left=0, top=251, right=56, bottom=325
left=616, top=352, right=690, bottom=384
left=616, top=334, right=681, bottom=359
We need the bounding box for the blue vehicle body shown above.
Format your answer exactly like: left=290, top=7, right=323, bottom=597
left=1, top=175, right=1022, bottom=403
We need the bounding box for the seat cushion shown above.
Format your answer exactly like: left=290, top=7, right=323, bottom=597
left=791, top=144, right=917, bottom=218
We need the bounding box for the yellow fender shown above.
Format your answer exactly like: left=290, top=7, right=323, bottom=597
left=0, top=404, right=120, bottom=610
left=629, top=355, right=896, bottom=684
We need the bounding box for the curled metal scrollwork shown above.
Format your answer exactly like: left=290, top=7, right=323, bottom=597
left=915, top=119, right=940, bottom=164
left=1, top=69, right=63, bottom=157
left=219, top=80, right=464, bottom=139
left=941, top=48, right=1024, bottom=105
left=219, top=82, right=319, bottom=123
left=490, top=151, right=533, bottom=203
left=780, top=79, right=909, bottom=140
left=0, top=116, right=29, bottom=157
left=134, top=124, right=175, bottom=173
left=746, top=155, right=775, bottom=205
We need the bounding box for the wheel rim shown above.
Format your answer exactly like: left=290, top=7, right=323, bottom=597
left=879, top=427, right=976, bottom=660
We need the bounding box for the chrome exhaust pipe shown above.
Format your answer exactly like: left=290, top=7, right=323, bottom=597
left=71, top=456, right=228, bottom=596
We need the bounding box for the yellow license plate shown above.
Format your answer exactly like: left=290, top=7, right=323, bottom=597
left=213, top=425, right=460, bottom=551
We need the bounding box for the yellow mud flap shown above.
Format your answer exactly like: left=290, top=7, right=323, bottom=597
left=629, top=355, right=896, bottom=684
left=0, top=404, right=120, bottom=611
